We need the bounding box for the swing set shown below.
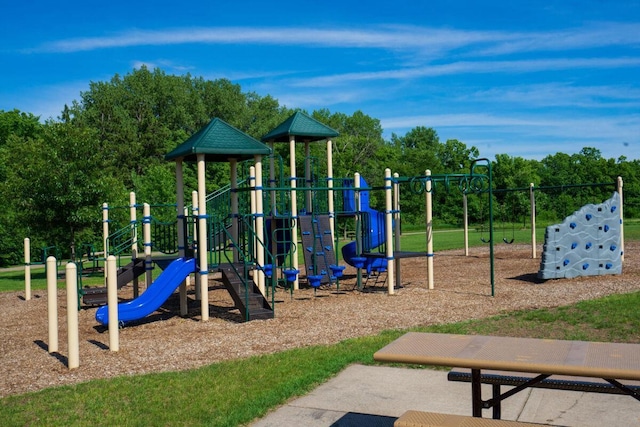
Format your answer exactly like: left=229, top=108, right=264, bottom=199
left=478, top=196, right=517, bottom=244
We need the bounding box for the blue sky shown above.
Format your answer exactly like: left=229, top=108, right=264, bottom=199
left=1, top=1, right=639, bottom=161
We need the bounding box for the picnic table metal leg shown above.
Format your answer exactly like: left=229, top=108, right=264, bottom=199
left=492, top=384, right=501, bottom=419
left=471, top=369, right=482, bottom=417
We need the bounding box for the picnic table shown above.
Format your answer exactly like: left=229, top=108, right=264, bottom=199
left=374, top=332, right=640, bottom=420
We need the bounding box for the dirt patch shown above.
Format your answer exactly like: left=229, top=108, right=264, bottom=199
left=1, top=242, right=639, bottom=398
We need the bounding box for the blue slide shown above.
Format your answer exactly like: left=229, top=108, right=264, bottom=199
left=95, top=257, right=197, bottom=325
left=341, top=177, right=388, bottom=274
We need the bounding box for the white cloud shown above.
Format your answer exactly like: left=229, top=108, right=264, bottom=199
left=30, top=22, right=640, bottom=56
left=465, top=83, right=640, bottom=109
left=291, top=57, right=640, bottom=87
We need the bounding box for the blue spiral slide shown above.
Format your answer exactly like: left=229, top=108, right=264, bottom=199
left=95, top=257, right=196, bottom=325
left=341, top=177, right=388, bottom=274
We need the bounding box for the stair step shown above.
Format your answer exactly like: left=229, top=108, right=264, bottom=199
left=219, top=263, right=274, bottom=322
left=247, top=308, right=275, bottom=320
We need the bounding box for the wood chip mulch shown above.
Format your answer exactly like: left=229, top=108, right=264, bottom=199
left=1, top=242, right=639, bottom=398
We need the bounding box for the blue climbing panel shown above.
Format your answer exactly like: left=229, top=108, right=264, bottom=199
left=299, top=215, right=337, bottom=284
left=538, top=192, right=622, bottom=280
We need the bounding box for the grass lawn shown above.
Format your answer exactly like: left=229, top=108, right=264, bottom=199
left=1, top=290, right=639, bottom=426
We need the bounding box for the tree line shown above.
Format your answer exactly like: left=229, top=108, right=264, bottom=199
left=0, top=66, right=638, bottom=266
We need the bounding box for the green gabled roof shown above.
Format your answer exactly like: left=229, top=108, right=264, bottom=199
left=261, top=111, right=339, bottom=143
left=165, top=118, right=271, bottom=162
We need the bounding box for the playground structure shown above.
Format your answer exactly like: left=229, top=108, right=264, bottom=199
left=84, top=113, right=477, bottom=327
left=26, top=111, right=627, bottom=336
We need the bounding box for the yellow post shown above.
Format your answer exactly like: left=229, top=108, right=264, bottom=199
left=289, top=135, right=299, bottom=290
left=192, top=190, right=201, bottom=300
left=66, top=262, right=79, bottom=369
left=385, top=169, right=395, bottom=295
left=107, top=255, right=119, bottom=351
left=46, top=256, right=58, bottom=353
left=143, top=203, right=152, bottom=289
left=197, top=154, right=209, bottom=321
left=103, top=203, right=109, bottom=287
left=130, top=192, right=139, bottom=298
left=425, top=170, right=434, bottom=290
left=255, top=155, right=265, bottom=294
left=24, top=238, right=31, bottom=301
left=327, top=138, right=335, bottom=243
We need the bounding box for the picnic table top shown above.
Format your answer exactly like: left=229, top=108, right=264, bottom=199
left=373, top=332, right=640, bottom=381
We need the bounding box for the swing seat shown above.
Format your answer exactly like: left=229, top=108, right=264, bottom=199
left=503, top=238, right=514, bottom=244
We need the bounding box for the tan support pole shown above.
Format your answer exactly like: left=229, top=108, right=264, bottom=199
left=103, top=203, right=109, bottom=257
left=46, top=256, right=58, bottom=353
left=197, top=154, right=209, bottom=321
left=103, top=202, right=109, bottom=287
left=384, top=169, right=395, bottom=295
left=289, top=135, right=299, bottom=290
left=192, top=190, right=200, bottom=300
left=255, top=155, right=265, bottom=294
left=250, top=167, right=257, bottom=261
left=143, top=203, right=152, bottom=289
left=327, top=138, right=335, bottom=243
left=425, top=170, right=434, bottom=290
left=130, top=192, right=139, bottom=298
left=107, top=255, right=119, bottom=351
left=24, top=238, right=31, bottom=301
left=66, top=262, right=79, bottom=369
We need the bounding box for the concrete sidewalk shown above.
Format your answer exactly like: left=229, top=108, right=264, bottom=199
left=251, top=364, right=640, bottom=426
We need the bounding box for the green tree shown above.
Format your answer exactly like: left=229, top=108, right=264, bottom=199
left=0, top=110, right=44, bottom=265
left=2, top=122, right=126, bottom=259
left=437, top=139, right=479, bottom=173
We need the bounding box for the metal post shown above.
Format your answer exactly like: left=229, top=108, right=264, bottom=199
left=176, top=160, right=187, bottom=316
left=463, top=193, right=469, bottom=257
left=618, top=176, right=624, bottom=262
left=530, top=183, right=537, bottom=259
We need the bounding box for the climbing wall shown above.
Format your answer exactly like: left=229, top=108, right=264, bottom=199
left=299, top=215, right=336, bottom=284
left=538, top=192, right=622, bottom=280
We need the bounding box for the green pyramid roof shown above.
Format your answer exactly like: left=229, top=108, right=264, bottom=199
left=165, top=118, right=271, bottom=162
left=261, top=112, right=339, bottom=143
